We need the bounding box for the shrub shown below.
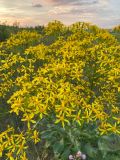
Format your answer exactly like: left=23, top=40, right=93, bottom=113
left=0, top=21, right=120, bottom=160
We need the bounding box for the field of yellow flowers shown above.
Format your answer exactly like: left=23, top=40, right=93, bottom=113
left=0, top=21, right=120, bottom=160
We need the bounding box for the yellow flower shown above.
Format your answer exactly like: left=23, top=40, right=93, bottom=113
left=36, top=104, right=48, bottom=119
left=0, top=144, right=4, bottom=157
left=107, top=123, right=120, bottom=134
left=55, top=101, right=73, bottom=116
left=17, top=140, right=28, bottom=154
left=10, top=97, right=23, bottom=115
left=82, top=109, right=93, bottom=123
left=31, top=130, right=40, bottom=144
left=98, top=122, right=111, bottom=135
left=111, top=106, right=119, bottom=114
left=6, top=151, right=14, bottom=160
left=113, top=117, right=120, bottom=124
left=73, top=110, right=83, bottom=126
left=21, top=113, right=36, bottom=129
left=55, top=114, right=69, bottom=128
left=20, top=152, right=28, bottom=160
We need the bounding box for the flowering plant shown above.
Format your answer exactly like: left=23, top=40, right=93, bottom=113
left=0, top=21, right=120, bottom=160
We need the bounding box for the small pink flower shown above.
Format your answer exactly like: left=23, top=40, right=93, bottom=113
left=69, top=155, right=74, bottom=160
left=76, top=151, right=82, bottom=158
left=81, top=154, right=86, bottom=160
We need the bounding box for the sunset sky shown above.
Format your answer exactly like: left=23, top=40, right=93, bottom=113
left=0, top=0, right=120, bottom=28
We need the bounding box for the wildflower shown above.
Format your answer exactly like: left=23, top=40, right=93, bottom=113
left=82, top=109, right=93, bottom=123
left=73, top=110, right=83, bottom=126
left=81, top=154, right=86, bottom=160
left=111, top=106, right=119, bottom=114
left=107, top=123, right=120, bottom=134
left=76, top=150, right=82, bottom=158
left=55, top=113, right=69, bottom=128
left=69, top=155, right=74, bottom=160
left=98, top=122, right=111, bottom=135
left=21, top=113, right=36, bottom=129
left=17, top=140, right=28, bottom=154
left=6, top=151, right=14, bottom=160
left=20, top=152, right=28, bottom=160
left=113, top=117, right=120, bottom=124
left=0, top=144, right=4, bottom=157
left=31, top=130, right=40, bottom=144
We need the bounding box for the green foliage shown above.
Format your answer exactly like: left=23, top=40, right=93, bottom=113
left=0, top=23, right=44, bottom=42
left=41, top=123, right=120, bottom=160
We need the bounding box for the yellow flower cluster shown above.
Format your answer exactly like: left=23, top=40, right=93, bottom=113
left=5, top=30, right=41, bottom=49
left=0, top=126, right=28, bottom=160
left=0, top=22, right=120, bottom=159
left=0, top=125, right=40, bottom=160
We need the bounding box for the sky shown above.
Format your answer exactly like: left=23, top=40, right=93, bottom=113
left=0, top=0, right=120, bottom=28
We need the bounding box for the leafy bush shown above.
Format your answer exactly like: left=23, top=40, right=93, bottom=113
left=0, top=21, right=120, bottom=160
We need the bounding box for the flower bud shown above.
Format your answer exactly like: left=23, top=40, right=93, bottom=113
left=76, top=151, right=82, bottom=158
left=69, top=155, right=74, bottom=160
left=81, top=154, right=86, bottom=160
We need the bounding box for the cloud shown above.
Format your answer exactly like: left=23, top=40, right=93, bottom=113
left=48, top=5, right=75, bottom=14
left=45, top=0, right=75, bottom=4
left=0, top=0, right=120, bottom=28
left=43, top=0, right=98, bottom=6
left=48, top=1, right=99, bottom=15
left=32, top=3, right=42, bottom=8
left=48, top=0, right=114, bottom=16
left=0, top=0, right=31, bottom=8
left=71, top=0, right=98, bottom=6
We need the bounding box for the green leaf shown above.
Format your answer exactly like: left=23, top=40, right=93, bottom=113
left=61, top=148, right=71, bottom=159
left=44, top=141, right=51, bottom=148
left=53, top=139, right=65, bottom=155
left=98, top=135, right=120, bottom=153
left=84, top=143, right=98, bottom=158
